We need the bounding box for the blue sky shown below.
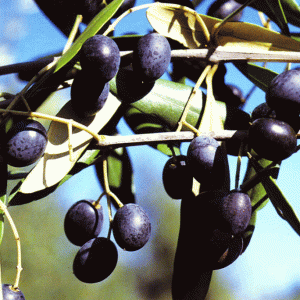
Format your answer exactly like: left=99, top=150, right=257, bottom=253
left=1, top=0, right=300, bottom=299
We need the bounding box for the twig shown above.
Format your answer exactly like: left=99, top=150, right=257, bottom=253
left=0, top=201, right=22, bottom=289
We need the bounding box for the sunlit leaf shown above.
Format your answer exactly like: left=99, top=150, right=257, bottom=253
left=146, top=4, right=300, bottom=51
left=55, top=0, right=124, bottom=73
left=233, top=62, right=278, bottom=92
left=8, top=148, right=102, bottom=206
left=15, top=94, right=121, bottom=195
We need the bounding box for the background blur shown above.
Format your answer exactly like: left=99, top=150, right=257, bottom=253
left=1, top=0, right=300, bottom=299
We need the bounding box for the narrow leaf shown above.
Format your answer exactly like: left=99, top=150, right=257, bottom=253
left=16, top=93, right=121, bottom=195
left=8, top=149, right=102, bottom=206
left=236, top=0, right=300, bottom=29
left=233, top=62, right=278, bottom=92
left=146, top=4, right=300, bottom=51
left=110, top=76, right=227, bottom=131
left=249, top=156, right=300, bottom=237
left=55, top=0, right=124, bottom=73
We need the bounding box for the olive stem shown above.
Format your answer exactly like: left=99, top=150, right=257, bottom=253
left=102, top=157, right=124, bottom=208
left=0, top=201, right=22, bottom=290
left=176, top=65, right=211, bottom=132
left=0, top=261, right=2, bottom=300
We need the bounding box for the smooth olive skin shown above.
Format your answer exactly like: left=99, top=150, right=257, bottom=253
left=112, top=203, right=151, bottom=251
left=187, top=135, right=230, bottom=191
left=64, top=200, right=104, bottom=246
left=80, top=35, right=120, bottom=82
left=162, top=155, right=193, bottom=199
left=213, top=191, right=252, bottom=235
left=6, top=119, right=48, bottom=167
left=73, top=237, right=118, bottom=283
left=71, top=71, right=109, bottom=117
left=248, top=118, right=297, bottom=161
left=2, top=284, right=25, bottom=300
left=251, top=102, right=300, bottom=133
left=266, top=69, right=300, bottom=113
left=207, top=0, right=243, bottom=21
left=133, top=33, right=171, bottom=82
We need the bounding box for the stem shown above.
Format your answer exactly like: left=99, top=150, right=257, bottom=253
left=0, top=202, right=22, bottom=289
left=102, top=157, right=124, bottom=208
left=176, top=65, right=211, bottom=132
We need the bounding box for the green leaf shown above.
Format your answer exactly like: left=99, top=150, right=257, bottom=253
left=242, top=155, right=278, bottom=211
left=95, top=143, right=135, bottom=208
left=124, top=107, right=181, bottom=156
left=233, top=62, right=278, bottom=92
left=249, top=155, right=300, bottom=237
left=110, top=75, right=227, bottom=131
left=8, top=148, right=102, bottom=206
left=237, top=0, right=300, bottom=29
left=54, top=0, right=124, bottom=73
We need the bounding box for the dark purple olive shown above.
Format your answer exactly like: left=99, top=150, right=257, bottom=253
left=2, top=284, right=25, bottom=299
left=266, top=69, right=300, bottom=113
left=80, top=35, right=120, bottom=82
left=64, top=200, right=104, bottom=246
left=248, top=118, right=297, bottom=161
left=6, top=119, right=48, bottom=167
left=207, top=0, right=243, bottom=21
left=73, top=237, right=118, bottom=283
left=162, top=155, right=193, bottom=199
left=112, top=203, right=151, bottom=251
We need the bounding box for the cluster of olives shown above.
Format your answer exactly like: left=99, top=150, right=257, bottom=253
left=249, top=69, right=300, bottom=162
left=163, top=135, right=252, bottom=272
left=64, top=200, right=151, bottom=283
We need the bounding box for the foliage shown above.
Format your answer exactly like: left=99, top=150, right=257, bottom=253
left=0, top=0, right=300, bottom=299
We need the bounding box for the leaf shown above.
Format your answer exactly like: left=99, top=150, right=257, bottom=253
left=8, top=148, right=102, bottom=206
left=249, top=155, right=300, bottom=237
left=14, top=93, right=121, bottom=196
left=54, top=0, right=124, bottom=73
left=241, top=156, right=277, bottom=211
left=236, top=0, right=300, bottom=29
left=0, top=137, right=7, bottom=245
left=95, top=141, right=135, bottom=208
left=146, top=4, right=300, bottom=51
left=110, top=75, right=227, bottom=131
left=261, top=0, right=290, bottom=36
left=124, top=107, right=181, bottom=156
left=233, top=62, right=278, bottom=92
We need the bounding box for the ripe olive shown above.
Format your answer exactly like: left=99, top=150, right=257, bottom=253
left=248, top=118, right=297, bottom=161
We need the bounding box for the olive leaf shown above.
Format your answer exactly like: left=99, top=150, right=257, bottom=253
left=124, top=107, right=181, bottom=156
left=110, top=76, right=227, bottom=131
left=55, top=0, right=124, bottom=73
left=248, top=155, right=300, bottom=237
left=8, top=148, right=102, bottom=206
left=236, top=0, right=300, bottom=29
left=241, top=156, right=279, bottom=211
left=233, top=62, right=278, bottom=92
left=13, top=94, right=121, bottom=196
left=146, top=4, right=300, bottom=51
